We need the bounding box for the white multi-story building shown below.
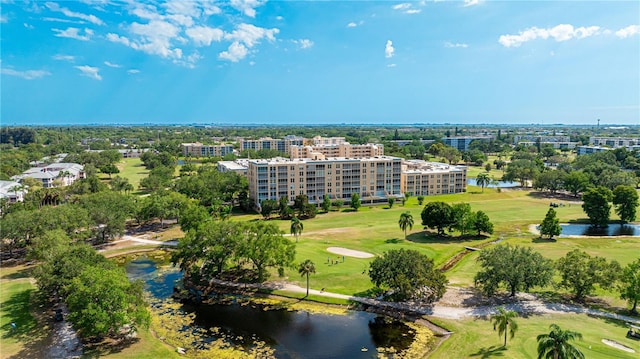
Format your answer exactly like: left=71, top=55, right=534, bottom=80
left=590, top=137, right=639, bottom=148
left=576, top=146, right=612, bottom=156
left=310, top=136, right=347, bottom=145
left=247, top=156, right=403, bottom=209
left=402, top=160, right=467, bottom=196
left=442, top=136, right=494, bottom=152
left=12, top=163, right=85, bottom=188
left=0, top=180, right=27, bottom=203
left=217, top=160, right=249, bottom=176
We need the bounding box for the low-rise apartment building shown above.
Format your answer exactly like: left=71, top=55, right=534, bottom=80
left=590, top=137, right=639, bottom=148
left=402, top=160, right=467, bottom=196
left=247, top=156, right=403, bottom=209
left=0, top=180, right=27, bottom=203
left=182, top=142, right=235, bottom=157
left=442, top=136, right=494, bottom=152
left=12, top=163, right=85, bottom=188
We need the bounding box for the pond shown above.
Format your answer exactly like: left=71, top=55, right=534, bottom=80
left=557, top=223, right=640, bottom=237
left=467, top=178, right=520, bottom=188
left=125, top=256, right=419, bottom=358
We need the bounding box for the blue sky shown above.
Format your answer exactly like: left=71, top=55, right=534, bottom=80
left=1, top=0, right=639, bottom=126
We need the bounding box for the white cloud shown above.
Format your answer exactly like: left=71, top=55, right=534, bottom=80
left=499, top=24, right=601, bottom=47
left=42, top=17, right=86, bottom=24
left=1, top=68, right=51, bottom=80
left=615, top=25, right=640, bottom=38
left=127, top=69, right=140, bottom=74
left=292, top=39, right=314, bottom=49
left=219, top=41, right=248, bottom=62
left=464, top=0, right=481, bottom=7
left=45, top=1, right=104, bottom=26
left=186, top=25, right=223, bottom=46
left=405, top=9, right=421, bottom=14
left=24, top=23, right=34, bottom=29
left=52, top=27, right=93, bottom=41
left=0, top=14, right=7, bottom=23
left=52, top=54, right=75, bottom=61
left=385, top=40, right=395, bottom=58
left=386, top=63, right=397, bottom=68
left=230, top=0, right=265, bottom=18
left=347, top=22, right=357, bottom=28
left=75, top=65, right=102, bottom=80
left=444, top=41, right=469, bottom=48
left=224, top=23, right=279, bottom=47
left=392, top=3, right=412, bottom=10
left=276, top=16, right=283, bottom=21
left=104, top=61, right=121, bottom=68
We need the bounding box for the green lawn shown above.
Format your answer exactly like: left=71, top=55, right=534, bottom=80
left=430, top=314, right=640, bottom=359
left=0, top=265, right=48, bottom=358
left=116, top=158, right=150, bottom=191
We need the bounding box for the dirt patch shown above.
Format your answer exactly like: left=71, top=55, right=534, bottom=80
left=326, top=247, right=374, bottom=258
left=602, top=339, right=636, bottom=353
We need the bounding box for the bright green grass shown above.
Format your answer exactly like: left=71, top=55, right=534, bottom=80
left=82, top=329, right=181, bottom=359
left=117, top=158, right=149, bottom=191
left=430, top=314, right=640, bottom=359
left=0, top=266, right=47, bottom=358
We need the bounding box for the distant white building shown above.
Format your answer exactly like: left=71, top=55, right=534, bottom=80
left=442, top=136, right=494, bottom=152
left=217, top=160, right=249, bottom=176
left=12, top=163, right=85, bottom=188
left=576, top=146, right=612, bottom=156
left=590, top=137, right=639, bottom=148
left=0, top=180, right=27, bottom=203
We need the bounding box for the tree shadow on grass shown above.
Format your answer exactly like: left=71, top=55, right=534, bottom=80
left=470, top=345, right=506, bottom=358
left=385, top=238, right=403, bottom=244
left=3, top=289, right=51, bottom=359
left=406, top=231, right=458, bottom=244
left=1, top=266, right=34, bottom=280
left=82, top=337, right=141, bottom=358
left=531, top=237, right=557, bottom=243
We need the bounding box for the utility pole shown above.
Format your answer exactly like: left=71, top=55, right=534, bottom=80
left=597, top=118, right=600, bottom=133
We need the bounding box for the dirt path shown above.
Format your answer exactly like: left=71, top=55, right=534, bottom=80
left=47, top=305, right=82, bottom=359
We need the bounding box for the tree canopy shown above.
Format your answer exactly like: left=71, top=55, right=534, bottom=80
left=556, top=249, right=620, bottom=301
left=421, top=201, right=454, bottom=235
left=475, top=244, right=553, bottom=297
left=368, top=249, right=447, bottom=302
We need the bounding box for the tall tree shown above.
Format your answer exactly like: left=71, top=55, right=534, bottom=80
left=556, top=249, right=620, bottom=301
left=398, top=211, right=414, bottom=240
left=536, top=324, right=584, bottom=359
left=290, top=217, right=303, bottom=243
left=451, top=203, right=473, bottom=235
left=350, top=193, right=361, bottom=211
left=321, top=194, right=331, bottom=212
left=475, top=172, right=491, bottom=193
left=539, top=208, right=561, bottom=239
left=491, top=306, right=518, bottom=347
left=388, top=197, right=395, bottom=208
left=298, top=259, right=316, bottom=297
left=581, top=186, right=612, bottom=227
left=421, top=201, right=454, bottom=235
left=612, top=185, right=639, bottom=224
left=619, top=258, right=640, bottom=314
left=475, top=244, right=553, bottom=297
left=237, top=222, right=296, bottom=281
left=368, top=249, right=447, bottom=302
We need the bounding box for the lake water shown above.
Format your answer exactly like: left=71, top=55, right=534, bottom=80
left=467, top=178, right=520, bottom=188
left=558, top=223, right=640, bottom=237
left=125, top=257, right=416, bottom=358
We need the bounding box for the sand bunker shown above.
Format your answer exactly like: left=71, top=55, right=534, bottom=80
left=601, top=339, right=636, bottom=353
left=327, top=247, right=374, bottom=258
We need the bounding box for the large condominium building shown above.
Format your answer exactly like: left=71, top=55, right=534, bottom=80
left=402, top=160, right=467, bottom=196
left=238, top=136, right=304, bottom=155
left=513, top=135, right=571, bottom=144
left=590, top=137, right=639, bottom=148
left=247, top=156, right=403, bottom=209
left=310, top=136, right=346, bottom=145
left=217, top=159, right=249, bottom=176
left=576, top=146, right=612, bottom=156
left=182, top=142, right=235, bottom=157
left=290, top=143, right=384, bottom=159
left=442, top=136, right=494, bottom=152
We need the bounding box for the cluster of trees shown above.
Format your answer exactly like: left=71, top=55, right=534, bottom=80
left=421, top=201, right=493, bottom=236
left=474, top=244, right=640, bottom=312
left=171, top=221, right=296, bottom=282
left=581, top=185, right=639, bottom=227
left=31, top=230, right=149, bottom=339
left=368, top=249, right=448, bottom=302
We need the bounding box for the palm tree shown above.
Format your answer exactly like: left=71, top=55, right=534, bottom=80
left=398, top=211, right=414, bottom=240
left=476, top=172, right=491, bottom=193
left=536, top=324, right=584, bottom=359
left=290, top=216, right=303, bottom=243
left=491, top=306, right=518, bottom=347
left=298, top=259, right=316, bottom=297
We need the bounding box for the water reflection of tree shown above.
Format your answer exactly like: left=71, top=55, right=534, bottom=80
left=368, top=316, right=414, bottom=351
